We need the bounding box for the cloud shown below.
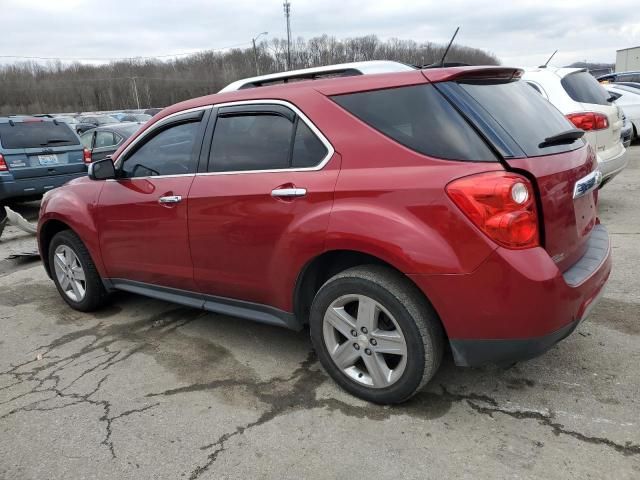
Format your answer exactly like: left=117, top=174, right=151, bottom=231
left=1, top=0, right=639, bottom=67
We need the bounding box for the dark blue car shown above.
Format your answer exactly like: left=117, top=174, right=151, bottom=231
left=0, top=117, right=89, bottom=210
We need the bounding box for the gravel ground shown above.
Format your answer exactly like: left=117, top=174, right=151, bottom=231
left=0, top=147, right=639, bottom=480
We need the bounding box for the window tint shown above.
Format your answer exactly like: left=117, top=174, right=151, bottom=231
left=561, top=72, right=611, bottom=106
left=459, top=80, right=583, bottom=157
left=210, top=114, right=294, bottom=172
left=292, top=121, right=328, bottom=168
left=0, top=121, right=79, bottom=149
left=121, top=121, right=199, bottom=178
left=331, top=84, right=496, bottom=161
left=95, top=131, right=116, bottom=148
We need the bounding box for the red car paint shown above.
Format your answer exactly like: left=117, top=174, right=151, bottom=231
left=38, top=66, right=611, bottom=365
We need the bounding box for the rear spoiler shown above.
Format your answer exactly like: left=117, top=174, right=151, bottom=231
left=422, top=66, right=524, bottom=83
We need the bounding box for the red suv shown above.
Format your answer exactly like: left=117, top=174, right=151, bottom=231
left=38, top=66, right=611, bottom=404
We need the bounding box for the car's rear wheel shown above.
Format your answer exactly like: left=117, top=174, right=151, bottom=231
left=49, top=230, right=108, bottom=312
left=309, top=265, right=444, bottom=404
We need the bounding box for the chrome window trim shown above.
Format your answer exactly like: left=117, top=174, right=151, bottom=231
left=111, top=99, right=334, bottom=180
left=199, top=99, right=335, bottom=176
left=114, top=105, right=212, bottom=170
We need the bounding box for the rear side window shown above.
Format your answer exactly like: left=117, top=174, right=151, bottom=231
left=209, top=110, right=328, bottom=172
left=561, top=72, right=611, bottom=106
left=0, top=121, right=79, bottom=149
left=458, top=80, right=583, bottom=157
left=331, top=84, right=496, bottom=161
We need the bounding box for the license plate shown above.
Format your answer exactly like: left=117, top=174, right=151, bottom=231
left=38, top=154, right=59, bottom=166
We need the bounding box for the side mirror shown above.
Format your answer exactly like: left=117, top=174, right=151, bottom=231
left=88, top=158, right=116, bottom=181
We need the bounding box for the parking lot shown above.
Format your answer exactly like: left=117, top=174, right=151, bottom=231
left=0, top=148, right=638, bottom=479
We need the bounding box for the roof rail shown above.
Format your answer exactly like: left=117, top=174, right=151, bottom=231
left=219, top=60, right=415, bottom=92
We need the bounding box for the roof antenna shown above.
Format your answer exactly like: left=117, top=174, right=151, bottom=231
left=539, top=50, right=558, bottom=68
left=439, top=26, right=460, bottom=67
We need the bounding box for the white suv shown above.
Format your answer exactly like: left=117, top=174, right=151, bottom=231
left=523, top=67, right=627, bottom=186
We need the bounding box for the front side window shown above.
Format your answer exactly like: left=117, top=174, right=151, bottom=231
left=208, top=109, right=328, bottom=172
left=121, top=121, right=199, bottom=178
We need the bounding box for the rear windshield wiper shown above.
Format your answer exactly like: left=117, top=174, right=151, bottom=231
left=40, top=139, right=70, bottom=145
left=538, top=128, right=584, bottom=148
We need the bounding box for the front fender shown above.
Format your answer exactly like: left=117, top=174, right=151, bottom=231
left=38, top=178, right=106, bottom=277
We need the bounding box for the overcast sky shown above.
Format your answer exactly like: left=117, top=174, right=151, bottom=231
left=1, top=0, right=639, bottom=67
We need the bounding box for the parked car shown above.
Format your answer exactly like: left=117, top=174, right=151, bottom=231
left=597, top=71, right=640, bottom=83
left=604, top=84, right=640, bottom=143
left=524, top=67, right=627, bottom=186
left=0, top=116, right=90, bottom=204
left=80, top=122, right=143, bottom=162
left=75, top=115, right=120, bottom=133
left=621, top=113, right=633, bottom=147
left=54, top=115, right=96, bottom=135
left=608, top=81, right=640, bottom=93
left=143, top=108, right=162, bottom=117
left=38, top=65, right=611, bottom=404
left=119, top=113, right=151, bottom=123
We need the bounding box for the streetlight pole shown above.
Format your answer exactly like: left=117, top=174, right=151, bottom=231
left=252, top=31, right=268, bottom=75
left=130, top=76, right=140, bottom=109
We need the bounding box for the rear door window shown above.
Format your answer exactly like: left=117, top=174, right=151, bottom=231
left=208, top=107, right=328, bottom=172
left=0, top=121, right=79, bottom=149
left=561, top=71, right=611, bottom=106
left=331, top=84, right=497, bottom=161
left=457, top=80, right=584, bottom=157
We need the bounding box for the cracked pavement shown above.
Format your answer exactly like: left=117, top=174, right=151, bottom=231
left=1, top=147, right=639, bottom=479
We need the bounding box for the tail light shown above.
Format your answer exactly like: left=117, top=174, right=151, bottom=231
left=446, top=171, right=539, bottom=249
left=83, top=148, right=92, bottom=164
left=0, top=154, right=7, bottom=171
left=566, top=112, right=609, bottom=131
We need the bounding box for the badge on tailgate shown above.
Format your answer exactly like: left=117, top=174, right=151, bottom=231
left=573, top=169, right=602, bottom=199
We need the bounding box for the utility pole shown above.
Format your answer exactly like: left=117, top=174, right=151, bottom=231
left=252, top=31, right=268, bottom=75
left=130, top=76, right=140, bottom=109
left=283, top=1, right=292, bottom=70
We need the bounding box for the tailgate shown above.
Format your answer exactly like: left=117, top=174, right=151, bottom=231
left=506, top=147, right=598, bottom=272
left=3, top=147, right=86, bottom=179
left=0, top=120, right=85, bottom=179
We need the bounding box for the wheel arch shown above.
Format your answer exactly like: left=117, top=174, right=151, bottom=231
left=39, top=218, right=73, bottom=278
left=293, top=249, right=446, bottom=334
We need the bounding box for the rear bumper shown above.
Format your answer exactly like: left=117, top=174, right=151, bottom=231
left=598, top=147, right=628, bottom=184
left=0, top=171, right=86, bottom=202
left=410, top=224, right=611, bottom=367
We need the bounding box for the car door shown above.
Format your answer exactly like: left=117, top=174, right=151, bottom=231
left=188, top=101, right=339, bottom=310
left=95, top=108, right=210, bottom=290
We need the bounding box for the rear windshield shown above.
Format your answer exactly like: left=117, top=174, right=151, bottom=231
left=561, top=71, right=611, bottom=106
left=458, top=80, right=584, bottom=157
left=331, top=84, right=497, bottom=161
left=0, top=121, right=79, bottom=149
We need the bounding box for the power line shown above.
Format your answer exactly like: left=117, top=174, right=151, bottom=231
left=0, top=42, right=252, bottom=61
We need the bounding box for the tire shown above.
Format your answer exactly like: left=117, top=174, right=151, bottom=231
left=49, top=230, right=109, bottom=312
left=309, top=265, right=444, bottom=404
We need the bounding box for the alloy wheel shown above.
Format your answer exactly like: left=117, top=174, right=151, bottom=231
left=322, top=294, right=408, bottom=388
left=53, top=245, right=87, bottom=302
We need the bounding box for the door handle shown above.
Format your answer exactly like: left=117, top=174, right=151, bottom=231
left=271, top=188, right=307, bottom=198
left=158, top=195, right=182, bottom=204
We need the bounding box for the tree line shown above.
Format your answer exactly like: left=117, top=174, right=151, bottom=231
left=0, top=35, right=499, bottom=115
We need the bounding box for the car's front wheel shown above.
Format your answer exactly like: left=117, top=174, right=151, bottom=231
left=309, top=265, right=444, bottom=404
left=49, top=230, right=108, bottom=312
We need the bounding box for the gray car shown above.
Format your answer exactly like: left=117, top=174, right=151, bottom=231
left=80, top=122, right=143, bottom=162
left=0, top=116, right=88, bottom=208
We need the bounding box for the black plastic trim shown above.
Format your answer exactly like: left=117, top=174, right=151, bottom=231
left=107, top=278, right=302, bottom=331
left=450, top=319, right=580, bottom=367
